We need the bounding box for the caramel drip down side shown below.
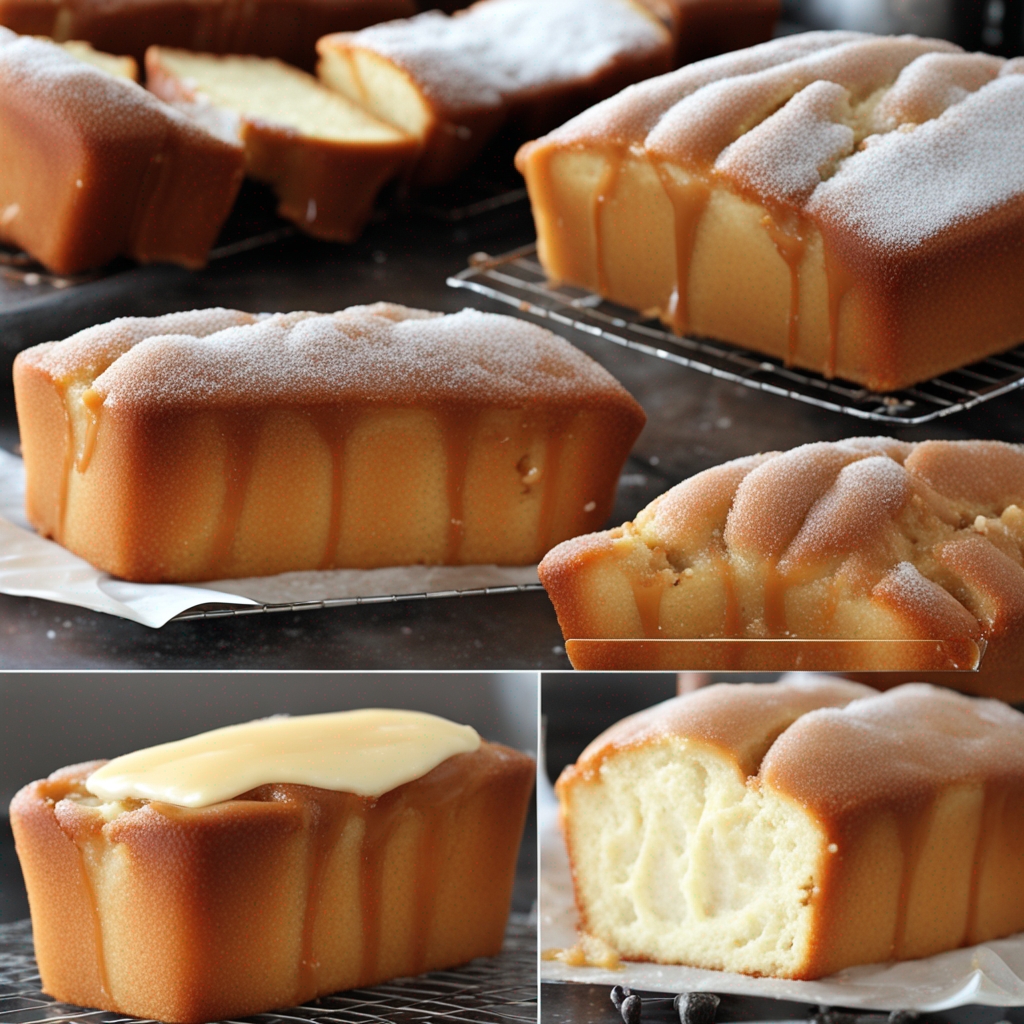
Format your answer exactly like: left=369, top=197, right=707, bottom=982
left=963, top=783, right=1006, bottom=946
left=712, top=549, right=742, bottom=637
left=357, top=796, right=403, bottom=986
left=534, top=407, right=577, bottom=555
left=55, top=381, right=73, bottom=545
left=761, top=213, right=807, bottom=367
left=631, top=574, right=669, bottom=638
left=891, top=797, right=936, bottom=961
left=654, top=165, right=711, bottom=335
left=592, top=152, right=623, bottom=297
left=297, top=795, right=354, bottom=1003
left=308, top=407, right=362, bottom=570
left=407, top=803, right=444, bottom=974
left=436, top=406, right=481, bottom=563
left=73, top=840, right=111, bottom=1000
left=207, top=411, right=262, bottom=577
left=822, top=239, right=856, bottom=381
left=76, top=389, right=104, bottom=474
left=762, top=559, right=788, bottom=637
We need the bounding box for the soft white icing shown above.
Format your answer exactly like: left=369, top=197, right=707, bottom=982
left=85, top=709, right=482, bottom=807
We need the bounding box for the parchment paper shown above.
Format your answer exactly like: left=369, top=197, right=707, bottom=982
left=538, top=774, right=1024, bottom=1010
left=0, top=448, right=539, bottom=628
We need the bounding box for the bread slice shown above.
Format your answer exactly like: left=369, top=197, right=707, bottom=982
left=517, top=32, right=1024, bottom=391
left=12, top=741, right=534, bottom=1023
left=557, top=677, right=1024, bottom=979
left=146, top=47, right=417, bottom=241
left=13, top=303, right=646, bottom=582
left=0, top=29, right=244, bottom=274
left=539, top=438, right=1024, bottom=700
left=0, top=0, right=416, bottom=69
left=317, top=0, right=674, bottom=187
left=57, top=39, right=137, bottom=79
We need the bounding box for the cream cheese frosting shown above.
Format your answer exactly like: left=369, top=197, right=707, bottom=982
left=85, top=709, right=481, bottom=808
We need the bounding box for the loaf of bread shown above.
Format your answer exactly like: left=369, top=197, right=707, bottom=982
left=517, top=32, right=1024, bottom=391
left=10, top=710, right=535, bottom=1023
left=146, top=47, right=417, bottom=241
left=539, top=438, right=1024, bottom=699
left=0, top=0, right=415, bottom=69
left=557, top=677, right=1024, bottom=979
left=13, top=303, right=646, bottom=582
left=317, top=0, right=675, bottom=187
left=0, top=29, right=244, bottom=274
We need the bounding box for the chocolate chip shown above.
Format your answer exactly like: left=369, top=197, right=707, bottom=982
left=610, top=986, right=631, bottom=1011
left=621, top=993, right=642, bottom=1024
left=674, top=992, right=720, bottom=1024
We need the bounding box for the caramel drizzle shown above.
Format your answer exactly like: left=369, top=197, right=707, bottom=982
left=821, top=239, right=856, bottom=380
left=76, top=389, right=104, bottom=474
left=630, top=574, right=669, bottom=638
left=434, top=407, right=481, bottom=563
left=207, top=412, right=261, bottom=577
left=962, top=783, right=1004, bottom=947
left=713, top=549, right=742, bottom=637
left=891, top=798, right=936, bottom=960
left=533, top=408, right=576, bottom=556
left=654, top=165, right=711, bottom=336
left=762, top=559, right=787, bottom=637
left=591, top=152, right=623, bottom=297
left=73, top=842, right=112, bottom=1001
left=308, top=407, right=361, bottom=571
left=356, top=796, right=405, bottom=987
left=407, top=806, right=443, bottom=975
left=761, top=213, right=807, bottom=367
left=55, top=383, right=73, bottom=545
left=296, top=794, right=354, bottom=1003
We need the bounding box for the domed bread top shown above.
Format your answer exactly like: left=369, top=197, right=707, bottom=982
left=21, top=305, right=642, bottom=413
left=539, top=438, right=1024, bottom=691
left=564, top=675, right=873, bottom=781
left=762, top=683, right=1024, bottom=818
left=330, top=0, right=671, bottom=115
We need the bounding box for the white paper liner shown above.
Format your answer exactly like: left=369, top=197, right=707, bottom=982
left=538, top=773, right=1024, bottom=1010
left=0, top=448, right=540, bottom=628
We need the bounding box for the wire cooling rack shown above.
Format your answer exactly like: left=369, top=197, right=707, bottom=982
left=448, top=246, right=1024, bottom=426
left=0, top=914, right=536, bottom=1024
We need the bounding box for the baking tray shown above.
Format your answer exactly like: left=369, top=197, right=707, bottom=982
left=447, top=246, right=1024, bottom=426
left=0, top=913, right=537, bottom=1024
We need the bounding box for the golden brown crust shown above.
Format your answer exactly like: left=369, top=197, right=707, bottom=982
left=517, top=32, right=1024, bottom=390
left=0, top=0, right=416, bottom=69
left=539, top=438, right=1024, bottom=699
left=0, top=31, right=244, bottom=274
left=12, top=743, right=535, bottom=1023
left=14, top=305, right=645, bottom=582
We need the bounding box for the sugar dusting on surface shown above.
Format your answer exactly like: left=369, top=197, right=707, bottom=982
left=0, top=31, right=228, bottom=147
left=348, top=0, right=667, bottom=111
left=632, top=438, right=1024, bottom=639
left=763, top=684, right=1024, bottom=815
left=38, top=306, right=634, bottom=409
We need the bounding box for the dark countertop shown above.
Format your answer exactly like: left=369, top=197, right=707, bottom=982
left=2, top=193, right=1022, bottom=669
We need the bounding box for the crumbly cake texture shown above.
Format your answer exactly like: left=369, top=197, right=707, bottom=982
left=14, top=303, right=645, bottom=582
left=539, top=438, right=1024, bottom=698
left=517, top=32, right=1024, bottom=391
left=317, top=0, right=674, bottom=186
left=0, top=29, right=243, bottom=274
left=0, top=0, right=415, bottom=68
left=11, top=742, right=535, bottom=1023
left=558, top=678, right=1024, bottom=980
left=146, top=47, right=417, bottom=242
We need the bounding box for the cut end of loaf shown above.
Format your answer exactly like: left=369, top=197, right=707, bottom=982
left=559, top=736, right=824, bottom=978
